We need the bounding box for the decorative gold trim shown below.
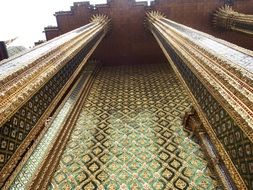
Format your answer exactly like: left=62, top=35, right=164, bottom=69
left=150, top=28, right=247, bottom=189
left=213, top=5, right=253, bottom=36
left=27, top=36, right=104, bottom=190
left=157, top=26, right=253, bottom=140
left=173, top=16, right=253, bottom=57
left=146, top=11, right=253, bottom=142
left=28, top=63, right=101, bottom=190
left=2, top=65, right=88, bottom=189
left=0, top=15, right=110, bottom=127
left=0, top=15, right=110, bottom=187
left=0, top=34, right=102, bottom=186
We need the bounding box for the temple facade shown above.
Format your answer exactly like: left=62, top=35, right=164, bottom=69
left=0, top=0, right=253, bottom=189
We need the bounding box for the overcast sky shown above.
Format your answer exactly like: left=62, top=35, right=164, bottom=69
left=0, top=0, right=150, bottom=48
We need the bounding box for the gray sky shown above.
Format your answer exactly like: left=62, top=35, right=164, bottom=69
left=0, top=0, right=150, bottom=48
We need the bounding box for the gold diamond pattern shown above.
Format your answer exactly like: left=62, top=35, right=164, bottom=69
left=49, top=63, right=218, bottom=189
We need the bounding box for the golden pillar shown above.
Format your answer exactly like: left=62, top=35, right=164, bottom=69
left=0, top=15, right=110, bottom=188
left=213, top=5, right=253, bottom=35
left=146, top=11, right=253, bottom=189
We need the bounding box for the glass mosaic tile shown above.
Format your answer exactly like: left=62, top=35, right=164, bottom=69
left=49, top=63, right=218, bottom=189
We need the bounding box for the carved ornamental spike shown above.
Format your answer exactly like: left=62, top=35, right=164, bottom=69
left=90, top=14, right=110, bottom=23
left=213, top=5, right=253, bottom=35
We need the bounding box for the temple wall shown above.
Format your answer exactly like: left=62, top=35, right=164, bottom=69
left=44, top=0, right=253, bottom=65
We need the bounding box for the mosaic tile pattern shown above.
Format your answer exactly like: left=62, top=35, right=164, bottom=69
left=154, top=29, right=253, bottom=189
left=49, top=63, right=218, bottom=189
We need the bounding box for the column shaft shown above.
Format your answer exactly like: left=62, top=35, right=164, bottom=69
left=146, top=11, right=253, bottom=190
left=213, top=5, right=253, bottom=35
left=0, top=15, right=110, bottom=187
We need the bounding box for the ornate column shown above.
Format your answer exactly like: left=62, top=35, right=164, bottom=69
left=146, top=11, right=253, bottom=189
left=0, top=15, right=110, bottom=187
left=213, top=5, right=253, bottom=35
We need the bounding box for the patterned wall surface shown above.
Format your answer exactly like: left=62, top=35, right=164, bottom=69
left=0, top=32, right=103, bottom=170
left=49, top=63, right=219, bottom=189
left=154, top=30, right=253, bottom=189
